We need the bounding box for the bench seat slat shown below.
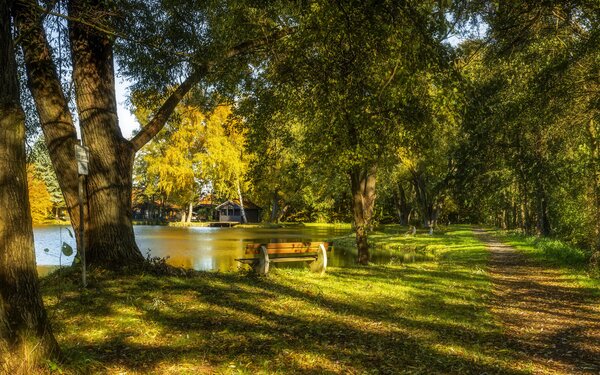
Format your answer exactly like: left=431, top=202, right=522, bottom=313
left=245, top=242, right=331, bottom=255
left=269, top=256, right=317, bottom=263
left=251, top=248, right=321, bottom=255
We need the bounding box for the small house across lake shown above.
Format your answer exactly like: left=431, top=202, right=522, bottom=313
left=216, top=199, right=262, bottom=223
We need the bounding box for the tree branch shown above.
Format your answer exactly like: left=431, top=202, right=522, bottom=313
left=130, top=27, right=294, bottom=152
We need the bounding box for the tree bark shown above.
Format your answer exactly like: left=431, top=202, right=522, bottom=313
left=0, top=0, right=60, bottom=366
left=270, top=190, right=279, bottom=223
left=411, top=170, right=437, bottom=232
left=12, top=0, right=81, bottom=241
left=236, top=179, right=247, bottom=224
left=395, top=182, right=411, bottom=226
left=536, top=193, right=550, bottom=237
left=187, top=202, right=193, bottom=223
left=587, top=118, right=600, bottom=267
left=68, top=0, right=144, bottom=267
left=350, top=165, right=377, bottom=265
left=278, top=203, right=290, bottom=222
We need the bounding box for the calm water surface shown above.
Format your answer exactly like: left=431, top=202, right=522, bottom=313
left=34, top=225, right=364, bottom=275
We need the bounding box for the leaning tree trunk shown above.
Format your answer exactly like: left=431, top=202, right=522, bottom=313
left=12, top=0, right=82, bottom=246
left=68, top=0, right=144, bottom=268
left=350, top=165, right=377, bottom=265
left=0, top=1, right=60, bottom=366
left=14, top=0, right=191, bottom=269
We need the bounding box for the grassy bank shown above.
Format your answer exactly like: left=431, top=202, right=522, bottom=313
left=40, top=226, right=526, bottom=374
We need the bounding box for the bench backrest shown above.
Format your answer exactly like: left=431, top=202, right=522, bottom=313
left=245, top=242, right=332, bottom=255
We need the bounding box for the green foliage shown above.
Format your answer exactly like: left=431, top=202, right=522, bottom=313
left=239, top=1, right=459, bottom=228
left=454, top=1, right=600, bottom=262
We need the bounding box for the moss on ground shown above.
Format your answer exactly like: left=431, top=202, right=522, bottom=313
left=38, top=226, right=530, bottom=374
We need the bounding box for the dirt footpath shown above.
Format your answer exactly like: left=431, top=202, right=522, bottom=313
left=477, top=230, right=600, bottom=375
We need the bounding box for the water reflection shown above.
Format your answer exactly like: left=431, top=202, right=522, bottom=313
left=34, top=225, right=357, bottom=274
left=34, top=225, right=77, bottom=276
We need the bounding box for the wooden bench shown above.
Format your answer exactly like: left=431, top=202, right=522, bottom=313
left=236, top=242, right=332, bottom=275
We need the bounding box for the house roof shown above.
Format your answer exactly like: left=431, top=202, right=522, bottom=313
left=215, top=199, right=261, bottom=210
left=195, top=195, right=217, bottom=207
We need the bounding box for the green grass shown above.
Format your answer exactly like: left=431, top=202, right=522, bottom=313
left=38, top=225, right=527, bottom=374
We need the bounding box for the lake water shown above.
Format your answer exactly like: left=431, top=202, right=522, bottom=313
left=34, top=225, right=362, bottom=275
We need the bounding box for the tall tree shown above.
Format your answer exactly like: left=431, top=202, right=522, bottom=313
left=0, top=0, right=60, bottom=367
left=198, top=105, right=251, bottom=220
left=136, top=103, right=254, bottom=222
left=244, top=1, right=451, bottom=263
left=135, top=103, right=205, bottom=222
left=13, top=0, right=291, bottom=269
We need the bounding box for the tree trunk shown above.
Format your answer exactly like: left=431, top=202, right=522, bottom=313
left=395, top=182, right=411, bottom=226
left=411, top=171, right=436, bottom=232
left=587, top=118, right=600, bottom=267
left=350, top=165, right=377, bottom=265
left=13, top=0, right=141, bottom=268
left=278, top=204, right=290, bottom=222
left=0, top=1, right=60, bottom=366
left=536, top=194, right=550, bottom=237
left=236, top=179, right=247, bottom=224
left=187, top=202, right=193, bottom=223
left=270, top=190, right=279, bottom=223
left=68, top=0, right=144, bottom=268
left=522, top=192, right=533, bottom=234
left=12, top=0, right=82, bottom=242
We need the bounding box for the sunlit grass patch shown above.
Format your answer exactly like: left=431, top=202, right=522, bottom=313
left=40, top=226, right=526, bottom=374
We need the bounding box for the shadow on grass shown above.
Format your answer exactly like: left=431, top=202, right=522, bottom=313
left=41, top=226, right=528, bottom=374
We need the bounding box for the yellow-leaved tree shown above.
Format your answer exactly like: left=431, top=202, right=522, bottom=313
left=27, top=165, right=52, bottom=224
left=199, top=105, right=252, bottom=223
left=138, top=106, right=204, bottom=222
left=135, top=102, right=252, bottom=223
